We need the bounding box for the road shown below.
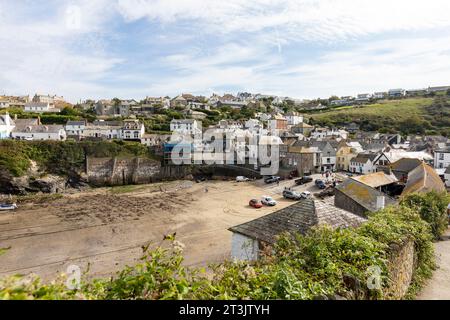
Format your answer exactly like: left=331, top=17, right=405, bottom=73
left=417, top=229, right=450, bottom=300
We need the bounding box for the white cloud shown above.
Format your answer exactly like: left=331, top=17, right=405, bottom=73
left=1, top=0, right=450, bottom=101
left=0, top=0, right=122, bottom=102
left=116, top=0, right=450, bottom=41
left=146, top=36, right=450, bottom=99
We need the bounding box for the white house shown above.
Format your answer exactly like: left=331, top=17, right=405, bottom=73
left=349, top=153, right=378, bottom=174
left=244, top=119, right=262, bottom=132
left=170, top=119, right=202, bottom=135
left=82, top=121, right=122, bottom=140
left=24, top=102, right=60, bottom=113
left=373, top=92, right=387, bottom=99
left=285, top=111, right=303, bottom=126
left=229, top=199, right=366, bottom=261
left=444, top=167, right=450, bottom=187
left=311, top=128, right=348, bottom=140
left=0, top=100, right=10, bottom=109
left=388, top=89, right=406, bottom=97
left=65, top=120, right=87, bottom=137
left=434, top=146, right=450, bottom=170
left=122, top=119, right=145, bottom=140
left=0, top=113, right=15, bottom=139
left=355, top=93, right=372, bottom=103
left=11, top=125, right=66, bottom=141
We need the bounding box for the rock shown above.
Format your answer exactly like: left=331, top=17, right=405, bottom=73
left=29, top=175, right=66, bottom=194
left=0, top=168, right=28, bottom=195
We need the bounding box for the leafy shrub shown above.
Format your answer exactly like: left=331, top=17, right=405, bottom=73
left=0, top=140, right=154, bottom=177
left=400, top=191, right=450, bottom=240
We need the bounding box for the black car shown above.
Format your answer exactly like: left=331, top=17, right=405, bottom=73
left=315, top=179, right=326, bottom=189
left=295, top=176, right=313, bottom=185
left=264, top=176, right=281, bottom=184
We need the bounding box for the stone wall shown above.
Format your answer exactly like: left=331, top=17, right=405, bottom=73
left=384, top=240, right=416, bottom=299
left=334, top=189, right=370, bottom=218
left=86, top=157, right=161, bottom=186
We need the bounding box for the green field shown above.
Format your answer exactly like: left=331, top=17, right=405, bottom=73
left=308, top=97, right=450, bottom=135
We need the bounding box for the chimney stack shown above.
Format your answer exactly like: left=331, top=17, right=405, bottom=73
left=376, top=196, right=386, bottom=210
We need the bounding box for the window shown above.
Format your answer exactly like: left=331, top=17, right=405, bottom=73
left=439, top=153, right=444, bottom=160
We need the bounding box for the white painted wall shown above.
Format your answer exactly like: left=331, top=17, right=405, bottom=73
left=231, top=233, right=259, bottom=261
left=435, top=151, right=450, bottom=170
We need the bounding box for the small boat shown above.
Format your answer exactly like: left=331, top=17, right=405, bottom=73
left=0, top=203, right=18, bottom=211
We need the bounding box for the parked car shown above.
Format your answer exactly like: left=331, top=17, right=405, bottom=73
left=249, top=199, right=263, bottom=208
left=295, top=176, right=313, bottom=185
left=346, top=172, right=354, bottom=177
left=264, top=176, right=281, bottom=184
left=236, top=176, right=250, bottom=182
left=0, top=203, right=18, bottom=211
left=283, top=189, right=303, bottom=200
left=300, top=191, right=312, bottom=199
left=315, top=179, right=326, bottom=189
left=261, top=196, right=277, bottom=206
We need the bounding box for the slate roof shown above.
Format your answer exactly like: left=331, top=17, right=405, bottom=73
left=402, top=163, right=446, bottom=195
left=12, top=124, right=64, bottom=134
left=390, top=158, right=422, bottom=173
left=228, top=199, right=366, bottom=244
left=66, top=120, right=87, bottom=126
left=350, top=153, right=378, bottom=164
left=335, top=178, right=397, bottom=212
left=13, top=118, right=40, bottom=128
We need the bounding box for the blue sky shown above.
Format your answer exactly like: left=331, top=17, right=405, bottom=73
left=1, top=0, right=450, bottom=103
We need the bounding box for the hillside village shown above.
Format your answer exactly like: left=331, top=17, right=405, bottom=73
left=1, top=86, right=450, bottom=187
left=1, top=86, right=450, bottom=300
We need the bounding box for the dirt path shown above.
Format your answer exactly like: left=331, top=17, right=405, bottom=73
left=0, top=178, right=322, bottom=281
left=417, top=229, right=450, bottom=300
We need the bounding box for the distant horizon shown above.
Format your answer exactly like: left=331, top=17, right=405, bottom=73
left=2, top=82, right=449, bottom=105
left=1, top=1, right=450, bottom=103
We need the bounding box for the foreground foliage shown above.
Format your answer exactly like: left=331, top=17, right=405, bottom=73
left=0, top=199, right=438, bottom=300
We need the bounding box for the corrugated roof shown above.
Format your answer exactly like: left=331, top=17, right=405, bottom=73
left=229, top=199, right=366, bottom=244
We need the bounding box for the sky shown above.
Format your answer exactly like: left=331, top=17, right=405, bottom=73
left=1, top=0, right=450, bottom=103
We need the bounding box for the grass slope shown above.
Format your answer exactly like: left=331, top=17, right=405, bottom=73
left=308, top=97, right=442, bottom=134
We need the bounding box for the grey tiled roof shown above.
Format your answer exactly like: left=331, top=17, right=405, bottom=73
left=390, top=158, right=422, bottom=173
left=228, top=199, right=366, bottom=244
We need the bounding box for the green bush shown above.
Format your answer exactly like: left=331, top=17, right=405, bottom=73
left=0, top=140, right=155, bottom=177
left=400, top=192, right=450, bottom=240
